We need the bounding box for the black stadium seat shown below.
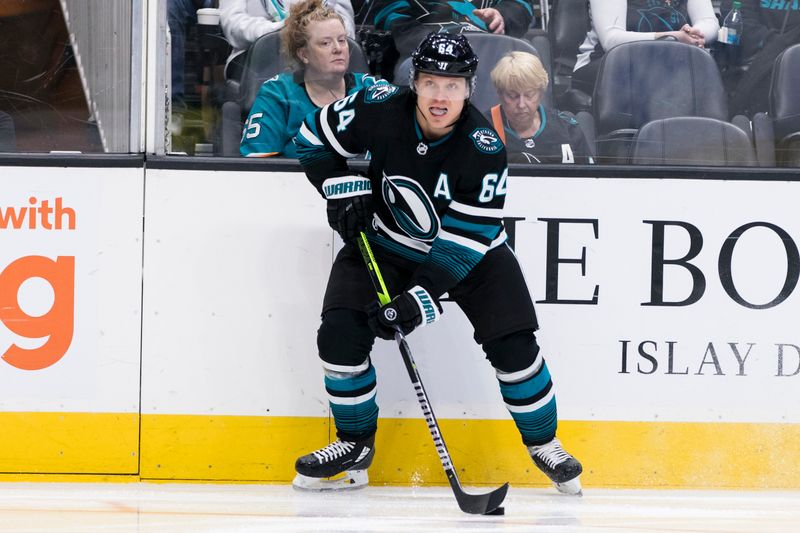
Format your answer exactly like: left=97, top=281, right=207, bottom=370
left=220, top=32, right=369, bottom=157
left=590, top=41, right=731, bottom=163
left=546, top=0, right=590, bottom=106
left=753, top=44, right=800, bottom=167
left=630, top=117, right=757, bottom=166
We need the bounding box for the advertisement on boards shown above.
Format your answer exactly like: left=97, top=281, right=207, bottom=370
left=0, top=166, right=143, bottom=414
left=506, top=177, right=800, bottom=424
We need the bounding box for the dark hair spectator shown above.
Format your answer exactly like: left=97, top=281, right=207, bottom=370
left=572, top=0, right=719, bottom=96
left=488, top=52, right=593, bottom=164
left=239, top=0, right=383, bottom=157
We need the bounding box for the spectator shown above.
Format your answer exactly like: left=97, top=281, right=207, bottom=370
left=488, top=52, right=593, bottom=164
left=720, top=0, right=800, bottom=116
left=370, top=0, right=534, bottom=56
left=240, top=0, right=383, bottom=158
left=220, top=0, right=355, bottom=81
left=0, top=111, right=16, bottom=152
left=572, top=0, right=719, bottom=95
left=168, top=0, right=215, bottom=111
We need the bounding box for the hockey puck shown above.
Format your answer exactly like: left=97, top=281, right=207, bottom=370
left=484, top=506, right=505, bottom=515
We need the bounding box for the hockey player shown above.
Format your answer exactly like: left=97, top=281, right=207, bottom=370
left=292, top=32, right=583, bottom=495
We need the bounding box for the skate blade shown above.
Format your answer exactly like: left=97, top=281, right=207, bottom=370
left=292, top=470, right=368, bottom=492
left=554, top=477, right=582, bottom=496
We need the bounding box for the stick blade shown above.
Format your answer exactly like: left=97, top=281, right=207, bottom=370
left=454, top=482, right=509, bottom=515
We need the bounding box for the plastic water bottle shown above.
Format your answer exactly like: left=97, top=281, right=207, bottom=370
left=720, top=1, right=743, bottom=46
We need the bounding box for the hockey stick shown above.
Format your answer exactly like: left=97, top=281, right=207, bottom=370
left=357, top=231, right=508, bottom=516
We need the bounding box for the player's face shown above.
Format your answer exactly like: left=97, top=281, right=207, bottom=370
left=498, top=88, right=543, bottom=131
left=301, top=19, right=349, bottom=77
left=414, top=73, right=468, bottom=138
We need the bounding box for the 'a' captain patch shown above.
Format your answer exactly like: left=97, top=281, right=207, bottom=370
left=469, top=128, right=503, bottom=154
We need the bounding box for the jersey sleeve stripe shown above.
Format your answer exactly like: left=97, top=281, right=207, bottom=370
left=442, top=214, right=502, bottom=241
left=371, top=233, right=429, bottom=262
left=298, top=122, right=323, bottom=146
left=428, top=236, right=485, bottom=280
left=295, top=117, right=333, bottom=165
left=441, top=225, right=494, bottom=247
left=448, top=200, right=504, bottom=219
left=438, top=229, right=490, bottom=255
left=489, top=229, right=508, bottom=249
left=321, top=105, right=359, bottom=158
left=443, top=208, right=503, bottom=227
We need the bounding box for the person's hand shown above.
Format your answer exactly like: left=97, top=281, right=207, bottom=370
left=473, top=8, right=505, bottom=34
left=664, top=25, right=704, bottom=47
left=366, top=286, right=442, bottom=340
left=326, top=194, right=374, bottom=243
left=681, top=24, right=706, bottom=45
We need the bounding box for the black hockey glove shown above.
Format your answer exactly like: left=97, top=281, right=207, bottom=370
left=326, top=194, right=374, bottom=243
left=367, top=286, right=442, bottom=340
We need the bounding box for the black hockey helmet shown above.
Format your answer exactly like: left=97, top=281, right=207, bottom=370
left=410, top=32, right=478, bottom=96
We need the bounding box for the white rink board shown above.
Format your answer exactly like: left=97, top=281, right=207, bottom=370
left=0, top=166, right=144, bottom=413
left=141, top=170, right=800, bottom=423
left=508, top=177, right=800, bottom=423
left=140, top=169, right=333, bottom=417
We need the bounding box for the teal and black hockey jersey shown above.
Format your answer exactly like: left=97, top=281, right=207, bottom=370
left=240, top=71, right=382, bottom=158
left=294, top=84, right=509, bottom=299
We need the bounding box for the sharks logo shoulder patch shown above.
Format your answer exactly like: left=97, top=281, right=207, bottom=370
left=469, top=128, right=503, bottom=154
left=363, top=83, right=399, bottom=104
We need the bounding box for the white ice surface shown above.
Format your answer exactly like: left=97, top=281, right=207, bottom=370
left=0, top=482, right=797, bottom=532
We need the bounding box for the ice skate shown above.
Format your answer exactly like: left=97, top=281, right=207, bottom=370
left=292, top=436, right=375, bottom=491
left=528, top=437, right=583, bottom=495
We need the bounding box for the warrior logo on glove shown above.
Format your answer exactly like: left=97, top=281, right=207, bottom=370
left=367, top=285, right=442, bottom=340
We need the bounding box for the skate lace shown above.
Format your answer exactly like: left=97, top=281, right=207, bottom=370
left=312, top=440, right=355, bottom=463
left=532, top=439, right=571, bottom=470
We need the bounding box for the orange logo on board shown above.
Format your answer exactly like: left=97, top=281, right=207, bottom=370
left=1, top=196, right=77, bottom=370
left=0, top=256, right=75, bottom=370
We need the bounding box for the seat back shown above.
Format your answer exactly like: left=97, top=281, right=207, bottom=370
left=238, top=32, right=369, bottom=112
left=393, top=33, right=553, bottom=114
left=631, top=117, right=756, bottom=166
left=548, top=0, right=589, bottom=75
left=593, top=41, right=728, bottom=137
left=769, top=43, right=800, bottom=140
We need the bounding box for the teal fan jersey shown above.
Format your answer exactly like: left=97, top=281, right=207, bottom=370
left=240, top=71, right=383, bottom=158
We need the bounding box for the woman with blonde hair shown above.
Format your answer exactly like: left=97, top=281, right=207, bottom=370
left=240, top=0, right=382, bottom=158
left=489, top=52, right=593, bottom=164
